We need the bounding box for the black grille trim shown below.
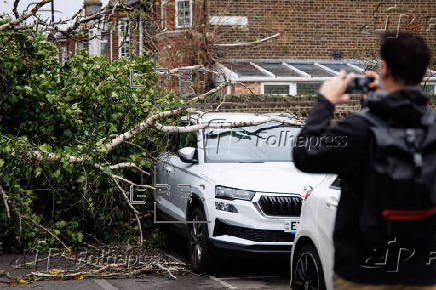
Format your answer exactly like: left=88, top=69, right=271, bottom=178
left=213, top=219, right=294, bottom=242
left=257, top=195, right=302, bottom=217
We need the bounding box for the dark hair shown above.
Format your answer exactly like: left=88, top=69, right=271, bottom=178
left=380, top=32, right=431, bottom=86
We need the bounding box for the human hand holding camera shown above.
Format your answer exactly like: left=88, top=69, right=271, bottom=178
left=364, top=71, right=380, bottom=91
left=319, top=70, right=380, bottom=105
left=319, top=71, right=355, bottom=105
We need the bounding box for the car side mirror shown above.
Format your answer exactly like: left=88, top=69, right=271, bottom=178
left=177, top=147, right=197, bottom=164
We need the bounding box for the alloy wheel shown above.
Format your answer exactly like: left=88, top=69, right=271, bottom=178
left=293, top=252, right=321, bottom=290
left=190, top=214, right=204, bottom=267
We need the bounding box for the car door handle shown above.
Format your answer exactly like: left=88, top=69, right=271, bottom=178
left=326, top=196, right=339, bottom=208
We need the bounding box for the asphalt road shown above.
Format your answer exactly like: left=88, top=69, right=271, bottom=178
left=0, top=234, right=291, bottom=289
left=1, top=274, right=289, bottom=290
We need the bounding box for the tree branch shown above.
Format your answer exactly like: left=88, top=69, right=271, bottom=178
left=155, top=263, right=177, bottom=280
left=0, top=185, right=10, bottom=218
left=21, top=214, right=70, bottom=251
left=153, top=116, right=302, bottom=133
left=215, top=33, right=280, bottom=48
left=13, top=0, right=20, bottom=19
left=109, top=162, right=150, bottom=176
left=0, top=0, right=53, bottom=32
left=105, top=80, right=232, bottom=152
left=112, top=179, right=144, bottom=245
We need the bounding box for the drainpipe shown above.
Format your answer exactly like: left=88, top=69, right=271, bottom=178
left=139, top=15, right=144, bottom=55
left=110, top=17, right=113, bottom=60
left=203, top=0, right=213, bottom=88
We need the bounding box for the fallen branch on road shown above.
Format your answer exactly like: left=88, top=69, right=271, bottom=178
left=155, top=263, right=177, bottom=280
left=7, top=245, right=189, bottom=283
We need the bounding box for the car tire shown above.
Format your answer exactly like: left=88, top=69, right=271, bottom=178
left=292, top=243, right=326, bottom=290
left=188, top=207, right=214, bottom=273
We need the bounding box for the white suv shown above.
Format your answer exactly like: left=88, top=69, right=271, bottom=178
left=290, top=175, right=340, bottom=290
left=153, top=112, right=327, bottom=272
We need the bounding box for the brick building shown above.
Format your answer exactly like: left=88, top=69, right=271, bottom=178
left=206, top=0, right=436, bottom=60
left=56, top=0, right=147, bottom=61
left=154, top=0, right=436, bottom=62
left=57, top=0, right=436, bottom=95
left=154, top=0, right=436, bottom=95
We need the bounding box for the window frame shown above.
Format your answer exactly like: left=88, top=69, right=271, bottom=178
left=100, top=31, right=109, bottom=56
left=118, top=17, right=130, bottom=58
left=75, top=39, right=89, bottom=52
left=296, top=82, right=323, bottom=96
left=161, top=0, right=168, bottom=31
left=261, top=82, right=296, bottom=96
left=175, top=0, right=193, bottom=29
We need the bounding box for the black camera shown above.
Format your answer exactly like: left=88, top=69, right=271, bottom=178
left=345, top=76, right=376, bottom=94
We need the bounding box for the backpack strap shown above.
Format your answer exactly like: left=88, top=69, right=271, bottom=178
left=353, top=108, right=388, bottom=128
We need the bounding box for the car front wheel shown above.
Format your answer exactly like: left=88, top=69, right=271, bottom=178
left=292, top=243, right=326, bottom=290
left=188, top=207, right=214, bottom=273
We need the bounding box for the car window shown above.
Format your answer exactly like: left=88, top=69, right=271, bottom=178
left=204, top=122, right=301, bottom=163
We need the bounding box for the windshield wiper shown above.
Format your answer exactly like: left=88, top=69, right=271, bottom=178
left=245, top=124, right=288, bottom=136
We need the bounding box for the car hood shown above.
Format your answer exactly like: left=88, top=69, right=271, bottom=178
left=199, top=162, right=326, bottom=195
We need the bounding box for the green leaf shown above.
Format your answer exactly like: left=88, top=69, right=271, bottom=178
left=52, top=169, right=61, bottom=179
left=38, top=144, right=52, bottom=152
left=35, top=167, right=43, bottom=178
left=76, top=232, right=83, bottom=243
left=55, top=220, right=67, bottom=228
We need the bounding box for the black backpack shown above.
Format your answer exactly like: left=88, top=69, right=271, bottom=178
left=354, top=108, right=436, bottom=248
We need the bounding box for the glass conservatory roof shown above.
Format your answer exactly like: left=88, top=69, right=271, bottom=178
left=218, top=59, right=436, bottom=82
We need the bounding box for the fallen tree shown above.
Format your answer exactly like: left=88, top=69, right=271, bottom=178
left=0, top=26, right=172, bottom=251
left=0, top=0, right=294, bottom=256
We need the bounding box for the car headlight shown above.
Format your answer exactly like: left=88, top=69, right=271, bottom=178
left=215, top=186, right=255, bottom=201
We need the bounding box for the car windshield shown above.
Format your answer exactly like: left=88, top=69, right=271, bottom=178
left=203, top=122, right=301, bottom=163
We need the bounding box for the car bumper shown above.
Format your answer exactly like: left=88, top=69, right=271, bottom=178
left=210, top=238, right=293, bottom=254
left=209, top=216, right=295, bottom=254
left=203, top=193, right=301, bottom=255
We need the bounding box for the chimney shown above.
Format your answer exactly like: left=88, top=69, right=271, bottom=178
left=84, top=0, right=103, bottom=16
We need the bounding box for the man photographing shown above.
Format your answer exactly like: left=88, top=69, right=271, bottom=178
left=293, top=32, right=436, bottom=289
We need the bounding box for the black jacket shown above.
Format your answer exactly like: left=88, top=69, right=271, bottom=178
left=293, top=89, right=436, bottom=285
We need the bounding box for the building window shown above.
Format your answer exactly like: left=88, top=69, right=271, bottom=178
left=118, top=17, right=130, bottom=58
left=120, top=44, right=130, bottom=58
left=264, top=85, right=289, bottom=95
left=175, top=0, right=192, bottom=28
left=100, top=32, right=109, bottom=56
left=297, top=82, right=322, bottom=96
left=59, top=44, right=67, bottom=63
left=76, top=40, right=89, bottom=52
left=261, top=83, right=296, bottom=95
left=161, top=0, right=168, bottom=30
